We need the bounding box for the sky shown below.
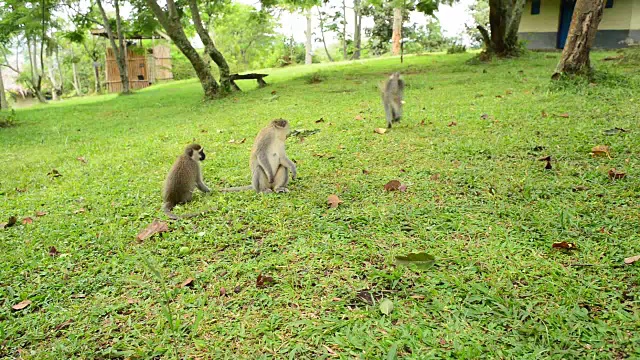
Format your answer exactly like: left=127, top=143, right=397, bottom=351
left=237, top=0, right=477, bottom=48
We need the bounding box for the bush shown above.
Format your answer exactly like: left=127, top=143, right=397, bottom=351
left=447, top=43, right=467, bottom=54
left=0, top=109, right=18, bottom=128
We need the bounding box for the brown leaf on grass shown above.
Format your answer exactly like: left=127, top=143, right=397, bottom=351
left=538, top=156, right=551, bottom=162
left=54, top=319, right=74, bottom=332
left=373, top=128, right=387, bottom=134
left=552, top=241, right=578, bottom=250
left=591, top=145, right=611, bottom=158
left=238, top=138, right=246, bottom=144
left=545, top=161, right=552, bottom=170
left=70, top=294, right=86, bottom=299
left=136, top=219, right=169, bottom=241
left=256, top=273, right=275, bottom=288
left=603, top=54, right=624, bottom=61
left=505, top=90, right=513, bottom=95
left=384, top=180, right=402, bottom=191
left=410, top=294, right=426, bottom=300
left=36, top=211, right=47, bottom=217
left=49, top=246, right=60, bottom=257
left=608, top=168, right=626, bottom=180
left=327, top=194, right=343, bottom=208
left=480, top=113, right=489, bottom=120
left=362, top=169, right=370, bottom=175
left=127, top=298, right=137, bottom=304
left=354, top=114, right=364, bottom=120
left=430, top=173, right=440, bottom=181
left=74, top=208, right=86, bottom=214
left=200, top=129, right=208, bottom=133
left=16, top=187, right=27, bottom=193
left=271, top=90, right=277, bottom=95
left=439, top=338, right=447, bottom=346
left=76, top=156, right=87, bottom=164
left=448, top=121, right=457, bottom=127
left=556, top=113, right=570, bottom=118
left=22, top=217, right=33, bottom=225
left=1, top=216, right=17, bottom=229
left=234, top=286, right=242, bottom=293
left=419, top=119, right=426, bottom=126
left=573, top=185, right=589, bottom=192
left=624, top=255, right=640, bottom=264
left=541, top=111, right=548, bottom=118
left=495, top=95, right=503, bottom=99
left=178, top=278, right=194, bottom=288
left=315, top=117, right=325, bottom=123
left=12, top=300, right=32, bottom=311
left=220, top=287, right=227, bottom=296
left=48, top=169, right=62, bottom=177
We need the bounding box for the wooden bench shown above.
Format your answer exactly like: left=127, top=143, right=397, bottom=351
left=229, top=73, right=269, bottom=91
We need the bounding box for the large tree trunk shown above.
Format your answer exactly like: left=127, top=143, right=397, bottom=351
left=392, top=7, right=402, bottom=56
left=552, top=0, right=606, bottom=79
left=186, top=0, right=231, bottom=93
left=29, top=37, right=46, bottom=103
left=93, top=61, right=102, bottom=94
left=305, top=9, right=313, bottom=65
left=342, top=0, right=348, bottom=59
left=317, top=7, right=334, bottom=62
left=480, top=0, right=526, bottom=57
left=96, top=0, right=130, bottom=94
left=72, top=62, right=82, bottom=96
left=0, top=66, right=7, bottom=110
left=353, top=0, right=362, bottom=60
left=146, top=0, right=219, bottom=99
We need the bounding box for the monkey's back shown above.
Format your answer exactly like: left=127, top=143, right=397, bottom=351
left=163, top=155, right=198, bottom=204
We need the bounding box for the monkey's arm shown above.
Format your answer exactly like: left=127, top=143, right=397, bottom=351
left=196, top=177, right=211, bottom=193
left=258, top=152, right=275, bottom=183
left=281, top=157, right=297, bottom=180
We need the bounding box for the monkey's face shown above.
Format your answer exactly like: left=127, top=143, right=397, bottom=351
left=273, top=119, right=290, bottom=132
left=199, top=149, right=206, bottom=161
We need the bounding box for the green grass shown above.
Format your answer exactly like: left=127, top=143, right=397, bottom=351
left=1, top=52, right=639, bottom=359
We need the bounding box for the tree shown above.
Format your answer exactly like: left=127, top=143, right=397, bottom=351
left=211, top=4, right=277, bottom=71
left=476, top=0, right=526, bottom=57
left=316, top=6, right=334, bottom=61
left=552, top=0, right=606, bottom=79
left=353, top=0, right=363, bottom=59
left=465, top=0, right=489, bottom=48
left=95, top=0, right=130, bottom=94
left=145, top=0, right=230, bottom=98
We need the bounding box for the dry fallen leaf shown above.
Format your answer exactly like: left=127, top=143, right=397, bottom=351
left=448, top=121, right=457, bottom=127
left=71, top=294, right=86, bottom=299
left=136, top=219, right=169, bottom=241
left=552, top=241, right=578, bottom=250
left=200, top=129, right=208, bottom=133
left=178, top=278, right=194, bottom=288
left=12, top=300, right=32, bottom=311
left=506, top=90, right=513, bottom=95
left=373, top=128, right=387, bottom=134
left=49, top=246, right=60, bottom=257
left=419, top=119, right=426, bottom=126
left=234, top=286, right=242, bottom=293
left=430, top=173, right=440, bottom=181
left=541, top=111, right=548, bottom=118
left=327, top=194, right=343, bottom=208
left=15, top=187, right=27, bottom=193
left=36, top=211, right=47, bottom=217
left=624, top=255, right=640, bottom=264
left=76, top=157, right=87, bottom=163
left=608, top=168, right=626, bottom=180
left=480, top=113, right=489, bottom=120
left=354, top=114, right=364, bottom=120
left=74, top=208, right=86, bottom=214
left=362, top=169, right=370, bottom=175
left=591, top=145, right=611, bottom=158
left=22, top=217, right=33, bottom=225
left=384, top=180, right=402, bottom=191
left=220, top=287, right=227, bottom=296
left=54, top=319, right=74, bottom=332
left=271, top=90, right=277, bottom=95
left=256, top=273, right=275, bottom=288
left=556, top=113, right=570, bottom=118
left=315, top=117, right=325, bottom=123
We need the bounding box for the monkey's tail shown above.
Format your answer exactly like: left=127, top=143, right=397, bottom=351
left=220, top=185, right=254, bottom=192
left=162, top=202, right=180, bottom=220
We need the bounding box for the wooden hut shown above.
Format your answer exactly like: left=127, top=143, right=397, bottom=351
left=91, top=29, right=173, bottom=93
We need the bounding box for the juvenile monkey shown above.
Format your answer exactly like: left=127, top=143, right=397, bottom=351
left=221, top=119, right=297, bottom=193
left=381, top=72, right=405, bottom=128
left=162, top=143, right=211, bottom=220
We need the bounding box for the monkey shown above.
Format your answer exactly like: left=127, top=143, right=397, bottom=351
left=380, top=72, right=405, bottom=129
left=221, top=119, right=297, bottom=193
left=162, top=143, right=211, bottom=220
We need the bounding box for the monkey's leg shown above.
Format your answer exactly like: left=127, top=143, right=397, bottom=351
left=384, top=102, right=393, bottom=128
left=253, top=167, right=272, bottom=193
left=273, top=165, right=289, bottom=193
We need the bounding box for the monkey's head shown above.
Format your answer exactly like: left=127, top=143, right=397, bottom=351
left=272, top=119, right=290, bottom=132
left=185, top=144, right=206, bottom=161
left=390, top=72, right=401, bottom=80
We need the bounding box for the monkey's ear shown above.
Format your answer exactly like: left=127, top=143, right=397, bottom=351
left=186, top=148, right=194, bottom=157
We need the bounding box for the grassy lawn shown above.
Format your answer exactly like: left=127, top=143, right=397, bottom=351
left=1, top=52, right=639, bottom=359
